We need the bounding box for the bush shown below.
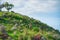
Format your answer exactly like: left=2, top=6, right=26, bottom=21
left=33, top=27, right=39, bottom=32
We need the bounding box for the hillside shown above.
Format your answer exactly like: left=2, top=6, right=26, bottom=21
left=0, top=11, right=60, bottom=40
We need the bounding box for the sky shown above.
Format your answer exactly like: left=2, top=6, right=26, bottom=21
left=0, top=0, right=60, bottom=31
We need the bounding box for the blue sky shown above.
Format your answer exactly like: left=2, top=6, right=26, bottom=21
left=0, top=0, right=60, bottom=31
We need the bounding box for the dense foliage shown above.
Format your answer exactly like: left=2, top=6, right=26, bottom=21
left=0, top=11, right=60, bottom=40
left=0, top=2, right=14, bottom=11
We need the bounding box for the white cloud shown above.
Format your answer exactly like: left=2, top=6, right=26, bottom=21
left=10, top=0, right=57, bottom=15
left=2, top=0, right=58, bottom=15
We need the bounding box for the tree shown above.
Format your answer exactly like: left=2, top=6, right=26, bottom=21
left=4, top=2, right=14, bottom=11
left=0, top=4, right=4, bottom=11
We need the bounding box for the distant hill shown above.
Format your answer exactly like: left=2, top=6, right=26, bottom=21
left=0, top=11, right=60, bottom=40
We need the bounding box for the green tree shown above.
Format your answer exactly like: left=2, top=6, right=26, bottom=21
left=4, top=2, right=14, bottom=11
left=0, top=4, right=4, bottom=11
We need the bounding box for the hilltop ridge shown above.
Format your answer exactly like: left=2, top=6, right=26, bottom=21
left=0, top=11, right=60, bottom=40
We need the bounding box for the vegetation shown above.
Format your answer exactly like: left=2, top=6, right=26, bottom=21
left=0, top=2, right=14, bottom=11
left=0, top=11, right=60, bottom=40
left=0, top=4, right=4, bottom=11
left=4, top=2, right=14, bottom=11
left=0, top=2, right=60, bottom=40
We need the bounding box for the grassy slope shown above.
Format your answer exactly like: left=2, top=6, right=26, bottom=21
left=0, top=11, right=60, bottom=40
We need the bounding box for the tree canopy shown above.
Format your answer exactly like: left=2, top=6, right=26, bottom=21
left=4, top=2, right=14, bottom=11
left=0, top=2, right=14, bottom=11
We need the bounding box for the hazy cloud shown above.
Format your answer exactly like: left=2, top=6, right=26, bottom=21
left=2, top=0, right=58, bottom=14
